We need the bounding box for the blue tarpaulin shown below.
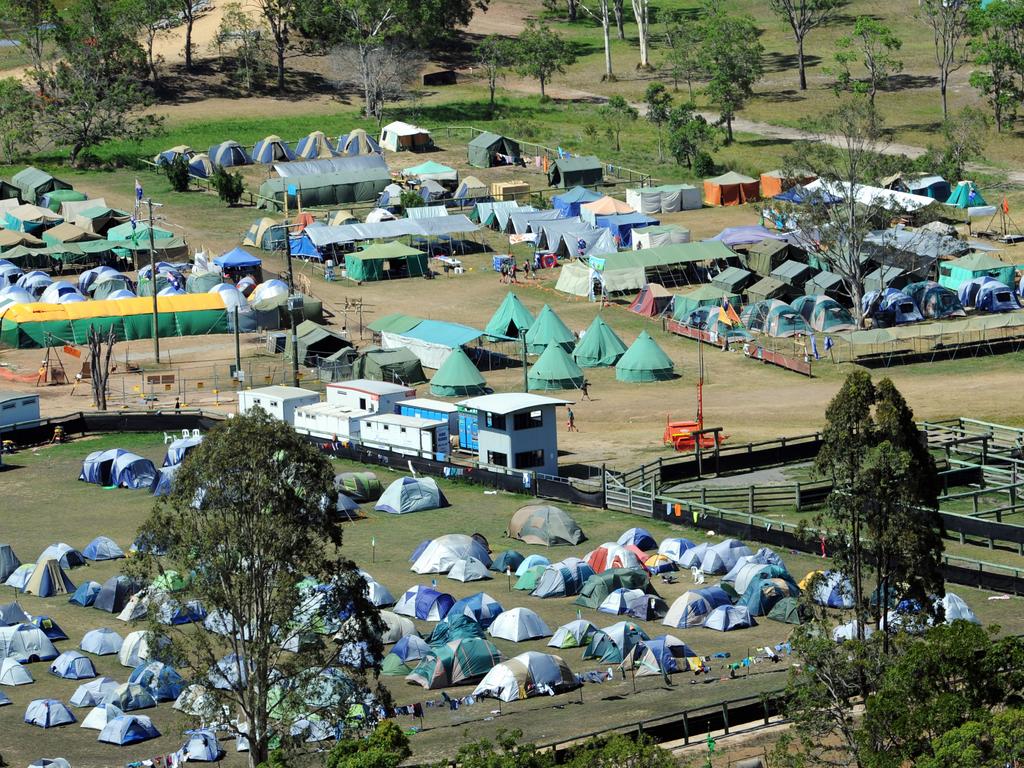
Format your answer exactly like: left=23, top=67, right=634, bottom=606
left=213, top=248, right=262, bottom=269
left=595, top=213, right=658, bottom=247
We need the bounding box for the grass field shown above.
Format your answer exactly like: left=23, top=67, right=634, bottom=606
left=3, top=433, right=1024, bottom=767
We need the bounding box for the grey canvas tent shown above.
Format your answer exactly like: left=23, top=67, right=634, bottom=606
left=284, top=320, right=352, bottom=365
left=12, top=167, right=72, bottom=205
left=258, top=167, right=390, bottom=210
left=0, top=545, right=20, bottom=583
left=547, top=156, right=603, bottom=188
left=468, top=133, right=521, bottom=168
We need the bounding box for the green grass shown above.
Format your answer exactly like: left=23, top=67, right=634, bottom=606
left=4, top=432, right=1024, bottom=766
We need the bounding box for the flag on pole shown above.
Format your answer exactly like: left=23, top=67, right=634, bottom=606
left=135, top=178, right=144, bottom=201
left=1003, top=197, right=1011, bottom=214
left=810, top=333, right=820, bottom=360
left=721, top=296, right=741, bottom=326
left=824, top=336, right=834, bottom=352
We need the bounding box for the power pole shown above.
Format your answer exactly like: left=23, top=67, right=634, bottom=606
left=284, top=226, right=300, bottom=388
left=146, top=198, right=162, bottom=364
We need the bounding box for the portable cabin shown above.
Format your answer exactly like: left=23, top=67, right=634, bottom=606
left=359, top=413, right=449, bottom=460
left=326, top=379, right=415, bottom=414
left=398, top=397, right=460, bottom=434
left=0, top=392, right=40, bottom=429
left=292, top=402, right=365, bottom=441
left=237, top=386, right=320, bottom=424
left=379, top=121, right=433, bottom=152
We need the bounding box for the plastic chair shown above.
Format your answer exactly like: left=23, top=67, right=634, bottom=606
left=163, top=432, right=175, bottom=444
left=191, top=429, right=200, bottom=438
left=181, top=429, right=189, bottom=439
left=691, top=567, right=705, bottom=584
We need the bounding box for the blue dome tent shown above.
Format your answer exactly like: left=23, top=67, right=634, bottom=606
left=24, top=699, right=76, bottom=728
left=208, top=140, right=252, bottom=167
left=69, top=580, right=102, bottom=607
left=109, top=452, right=157, bottom=489
left=79, top=449, right=130, bottom=486
left=162, top=435, right=203, bottom=467
left=80, top=627, right=123, bottom=656
left=98, top=714, right=161, bottom=745
left=959, top=276, right=1021, bottom=312
left=49, top=650, right=98, bottom=680
left=32, top=615, right=68, bottom=640
left=83, top=536, right=124, bottom=561
left=128, top=660, right=184, bottom=701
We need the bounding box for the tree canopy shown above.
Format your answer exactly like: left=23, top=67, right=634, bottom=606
left=128, top=409, right=385, bottom=768
left=514, top=21, right=576, bottom=100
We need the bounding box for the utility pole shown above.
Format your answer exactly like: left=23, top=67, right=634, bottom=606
left=520, top=329, right=529, bottom=392
left=284, top=226, right=300, bottom=388
left=147, top=198, right=162, bottom=364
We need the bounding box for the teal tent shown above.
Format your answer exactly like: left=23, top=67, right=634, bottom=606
left=945, top=181, right=987, bottom=209
left=672, top=284, right=739, bottom=320
left=345, top=242, right=428, bottom=282
left=528, top=344, right=584, bottom=391
left=615, top=331, right=674, bottom=382
left=430, top=347, right=486, bottom=397
left=938, top=252, right=1014, bottom=291
left=573, top=315, right=627, bottom=367
left=524, top=304, right=575, bottom=354
left=484, top=292, right=534, bottom=340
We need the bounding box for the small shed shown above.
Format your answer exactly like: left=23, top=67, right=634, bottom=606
left=468, top=133, right=521, bottom=168
left=938, top=253, right=1015, bottom=291
left=0, top=392, right=40, bottom=428
left=711, top=266, right=753, bottom=295
left=547, top=156, right=603, bottom=188
left=746, top=276, right=795, bottom=304
left=458, top=393, right=568, bottom=475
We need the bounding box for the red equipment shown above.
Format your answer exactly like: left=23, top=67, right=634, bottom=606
left=663, top=334, right=727, bottom=452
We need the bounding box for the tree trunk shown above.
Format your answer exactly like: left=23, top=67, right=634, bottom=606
left=613, top=0, right=625, bottom=40
left=940, top=77, right=948, bottom=119
left=489, top=75, right=496, bottom=109
left=798, top=34, right=807, bottom=90
left=276, top=41, right=285, bottom=92
left=567, top=0, right=577, bottom=21
left=725, top=114, right=733, bottom=144
left=358, top=44, right=374, bottom=119
left=185, top=16, right=194, bottom=72
left=539, top=74, right=546, bottom=99
left=601, top=12, right=613, bottom=80
left=656, top=126, right=663, bottom=162
left=633, top=0, right=649, bottom=69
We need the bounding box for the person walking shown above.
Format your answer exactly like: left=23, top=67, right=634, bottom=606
left=567, top=406, right=578, bottom=432
left=580, top=378, right=591, bottom=401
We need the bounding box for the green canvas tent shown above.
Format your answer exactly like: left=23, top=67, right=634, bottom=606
left=574, top=569, right=655, bottom=609
left=743, top=239, right=793, bottom=276
left=524, top=304, right=575, bottom=354
left=40, top=189, right=85, bottom=213
left=573, top=315, right=627, bottom=367
left=528, top=343, right=584, bottom=391
left=671, top=284, right=739, bottom=320
left=746, top=276, right=794, bottom=303
left=12, top=166, right=72, bottom=204
left=770, top=260, right=812, bottom=287
left=711, top=266, right=753, bottom=294
left=615, top=331, right=675, bottom=382
left=367, top=313, right=422, bottom=335
left=284, top=320, right=353, bottom=365
left=945, top=181, right=987, bottom=209
left=401, top=160, right=457, bottom=181
left=468, top=133, right=521, bottom=168
left=767, top=596, right=810, bottom=625
left=430, top=347, right=486, bottom=396
left=257, top=167, right=391, bottom=210
left=345, top=242, right=428, bottom=282
left=405, top=638, right=502, bottom=689
left=514, top=565, right=547, bottom=591
left=547, top=156, right=603, bottom=188
left=353, top=347, right=427, bottom=384
left=938, top=252, right=1015, bottom=291
left=0, top=180, right=21, bottom=202
left=804, top=269, right=845, bottom=298
left=74, top=206, right=130, bottom=236
left=484, top=292, right=534, bottom=340
left=42, top=223, right=101, bottom=245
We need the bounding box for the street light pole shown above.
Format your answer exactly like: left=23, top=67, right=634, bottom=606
left=146, top=198, right=162, bottom=364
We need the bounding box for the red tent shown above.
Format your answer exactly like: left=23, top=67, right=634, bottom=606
left=628, top=283, right=673, bottom=317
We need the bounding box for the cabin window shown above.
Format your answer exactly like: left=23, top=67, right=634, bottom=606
left=485, top=412, right=506, bottom=430
left=515, top=450, right=545, bottom=469
left=513, top=410, right=544, bottom=431
left=486, top=450, right=509, bottom=467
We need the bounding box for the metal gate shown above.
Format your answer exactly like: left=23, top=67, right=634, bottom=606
left=604, top=472, right=655, bottom=516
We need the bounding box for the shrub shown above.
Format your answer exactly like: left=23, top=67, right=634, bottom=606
left=165, top=156, right=191, bottom=193
left=213, top=168, right=244, bottom=206
left=694, top=151, right=715, bottom=177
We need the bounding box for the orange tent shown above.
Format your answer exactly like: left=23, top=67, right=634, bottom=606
left=703, top=172, right=761, bottom=206
left=581, top=195, right=635, bottom=217
left=760, top=169, right=817, bottom=198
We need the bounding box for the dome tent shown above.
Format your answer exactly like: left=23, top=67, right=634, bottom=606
left=524, top=305, right=575, bottom=354
left=662, top=587, right=733, bottom=629
left=484, top=292, right=535, bottom=340
left=94, top=575, right=136, bottom=613
left=446, top=592, right=504, bottom=629
left=81, top=627, right=123, bottom=656
left=507, top=504, right=585, bottom=547
left=615, top=331, right=674, bottom=382
left=375, top=476, right=449, bottom=515
left=492, top=551, right=525, bottom=573
left=82, top=536, right=124, bottom=561
left=700, top=539, right=752, bottom=574
left=617, top=527, right=657, bottom=551
left=32, top=615, right=67, bottom=640
left=429, top=347, right=486, bottom=397
left=24, top=559, right=75, bottom=597
left=98, top=713, right=161, bottom=745
left=3, top=567, right=32, bottom=592
left=940, top=592, right=980, bottom=624
left=37, top=542, right=86, bottom=569
left=582, top=621, right=649, bottom=663
left=528, top=343, right=584, bottom=391
left=377, top=611, right=416, bottom=644
left=515, top=554, right=550, bottom=576
left=428, top=614, right=486, bottom=646
left=128, top=660, right=184, bottom=701
left=487, top=607, right=551, bottom=642
left=0, top=656, right=33, bottom=684
left=70, top=581, right=102, bottom=607
left=598, top=588, right=666, bottom=620
left=704, top=605, right=756, bottom=631
left=767, top=596, right=811, bottom=625
left=447, top=557, right=492, bottom=582
left=181, top=729, right=223, bottom=761
left=411, top=534, right=492, bottom=574
left=24, top=699, right=76, bottom=728
left=531, top=560, right=593, bottom=600
left=208, top=140, right=251, bottom=168
left=548, top=619, right=597, bottom=649
left=406, top=637, right=502, bottom=689
left=623, top=635, right=696, bottom=676
left=575, top=568, right=655, bottom=610
left=473, top=651, right=576, bottom=702
left=252, top=135, right=295, bottom=163
left=103, top=682, right=157, bottom=711
left=69, top=677, right=119, bottom=707
left=337, top=128, right=382, bottom=156
left=803, top=570, right=854, bottom=608
left=573, top=315, right=628, bottom=367
left=393, top=585, right=454, bottom=621
left=294, top=131, right=336, bottom=160
left=50, top=650, right=97, bottom=680
left=658, top=538, right=696, bottom=564
left=583, top=543, right=643, bottom=574
left=0, top=601, right=30, bottom=624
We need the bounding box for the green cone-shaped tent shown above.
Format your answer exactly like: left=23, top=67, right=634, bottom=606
left=573, top=315, right=627, bottom=367
left=484, top=292, right=534, bottom=340
left=528, top=343, right=584, bottom=390
left=615, top=331, right=675, bottom=382
left=524, top=304, right=575, bottom=354
left=430, top=347, right=487, bottom=397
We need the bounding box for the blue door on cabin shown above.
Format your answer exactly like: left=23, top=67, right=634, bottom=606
left=458, top=412, right=479, bottom=451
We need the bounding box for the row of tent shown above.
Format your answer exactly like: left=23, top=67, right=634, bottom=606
left=154, top=129, right=384, bottom=171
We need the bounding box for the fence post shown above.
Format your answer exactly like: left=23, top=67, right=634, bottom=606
left=682, top=711, right=690, bottom=745
left=794, top=482, right=802, bottom=510
left=973, top=494, right=980, bottom=516
left=748, top=486, right=755, bottom=515
left=722, top=702, right=730, bottom=735
left=701, top=487, right=707, bottom=507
